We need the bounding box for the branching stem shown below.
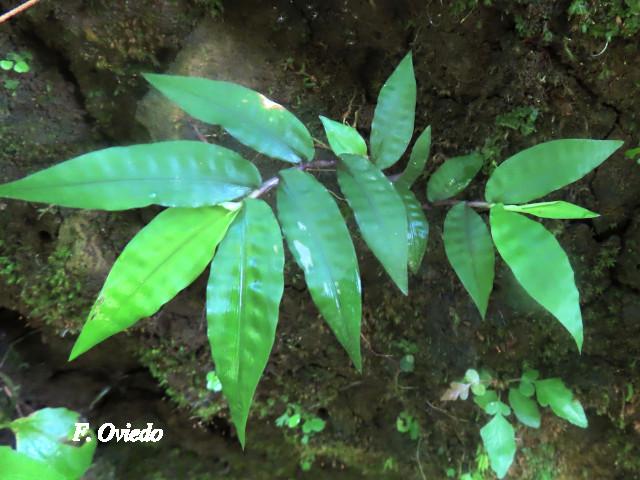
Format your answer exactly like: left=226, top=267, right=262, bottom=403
left=246, top=155, right=492, bottom=212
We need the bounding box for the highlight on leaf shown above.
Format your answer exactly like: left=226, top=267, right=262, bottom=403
left=427, top=152, right=483, bottom=202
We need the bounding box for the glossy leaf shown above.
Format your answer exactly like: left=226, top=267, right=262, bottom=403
left=145, top=74, right=314, bottom=163
left=535, top=379, right=588, bottom=428
left=396, top=186, right=429, bottom=274
left=0, top=447, right=68, bottom=480
left=276, top=169, right=362, bottom=370
left=508, top=388, right=541, bottom=428
left=370, top=52, right=416, bottom=169
left=485, top=139, right=623, bottom=203
left=480, top=414, right=516, bottom=479
left=207, top=199, right=284, bottom=448
left=0, top=141, right=261, bottom=210
left=70, top=206, right=237, bottom=360
left=338, top=154, right=408, bottom=294
left=319, top=116, right=367, bottom=156
left=9, top=408, right=96, bottom=479
left=427, top=153, right=483, bottom=202
left=490, top=206, right=583, bottom=350
left=504, top=201, right=599, bottom=219
left=443, top=203, right=495, bottom=318
left=396, top=126, right=431, bottom=188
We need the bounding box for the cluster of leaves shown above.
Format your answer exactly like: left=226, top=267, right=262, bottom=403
left=0, top=408, right=95, bottom=480
left=275, top=404, right=326, bottom=471
left=442, top=368, right=587, bottom=478
left=395, top=411, right=420, bottom=441
left=568, top=0, right=640, bottom=41
left=0, top=51, right=622, bottom=448
left=1, top=51, right=31, bottom=93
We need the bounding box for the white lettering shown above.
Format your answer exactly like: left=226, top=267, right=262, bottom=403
left=97, top=423, right=115, bottom=442
left=71, top=423, right=91, bottom=442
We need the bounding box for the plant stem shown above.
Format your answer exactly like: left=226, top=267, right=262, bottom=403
left=245, top=156, right=493, bottom=213
left=0, top=0, right=40, bottom=24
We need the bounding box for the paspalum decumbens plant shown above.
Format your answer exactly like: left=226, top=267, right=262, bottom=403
left=0, top=52, right=623, bottom=447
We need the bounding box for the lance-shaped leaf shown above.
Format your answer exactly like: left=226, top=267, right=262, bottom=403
left=535, top=378, right=588, bottom=428
left=337, top=154, right=408, bottom=294
left=0, top=141, right=261, bottom=210
left=9, top=408, right=96, bottom=479
left=504, top=201, right=599, bottom=219
left=444, top=203, right=494, bottom=318
left=427, top=152, right=483, bottom=202
left=508, top=388, right=541, bottom=428
left=370, top=52, right=416, bottom=169
left=207, top=199, right=284, bottom=448
left=485, top=139, right=623, bottom=203
left=277, top=169, right=362, bottom=370
left=70, top=206, right=237, bottom=360
left=144, top=74, right=314, bottom=163
left=319, top=115, right=367, bottom=156
left=396, top=186, right=429, bottom=274
left=0, top=447, right=68, bottom=480
left=490, top=206, right=583, bottom=350
left=396, top=126, right=431, bottom=189
left=480, top=414, right=516, bottom=479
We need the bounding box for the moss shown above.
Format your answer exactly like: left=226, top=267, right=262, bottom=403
left=568, top=0, right=640, bottom=41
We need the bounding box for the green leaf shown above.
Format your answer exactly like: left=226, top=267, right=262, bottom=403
left=399, top=354, right=415, bottom=373
left=0, top=60, right=14, bottom=70
left=338, top=154, right=408, bottom=294
left=485, top=139, right=623, bottom=203
left=370, top=52, right=416, bottom=169
left=302, top=418, right=326, bottom=434
left=319, top=116, right=367, bottom=156
left=504, top=201, right=599, bottom=219
left=522, top=369, right=540, bottom=382
left=480, top=414, right=516, bottom=479
left=13, top=61, right=30, bottom=73
left=277, top=169, right=362, bottom=370
left=443, top=203, right=495, bottom=318
left=207, top=199, right=284, bottom=448
left=9, top=408, right=96, bottom=479
left=474, top=390, right=499, bottom=411
left=0, top=141, right=261, bottom=210
left=70, top=206, right=237, bottom=360
left=144, top=74, right=314, bottom=163
left=396, top=126, right=431, bottom=188
left=465, top=369, right=480, bottom=385
left=508, top=388, right=541, bottom=428
left=518, top=381, right=535, bottom=398
left=427, top=153, right=483, bottom=202
left=471, top=384, right=486, bottom=396
left=0, top=447, right=68, bottom=480
left=396, top=186, right=429, bottom=274
left=486, top=401, right=511, bottom=416
left=490, top=205, right=583, bottom=350
left=288, top=414, right=301, bottom=428
left=535, top=378, right=588, bottom=428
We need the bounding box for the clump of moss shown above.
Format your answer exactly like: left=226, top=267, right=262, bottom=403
left=568, top=0, right=640, bottom=41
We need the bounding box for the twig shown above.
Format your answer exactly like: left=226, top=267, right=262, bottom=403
left=416, top=436, right=427, bottom=480
left=0, top=0, right=40, bottom=24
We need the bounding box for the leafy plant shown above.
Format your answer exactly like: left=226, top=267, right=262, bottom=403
left=0, top=51, right=622, bottom=447
left=396, top=410, right=421, bottom=441
left=275, top=403, right=326, bottom=470
left=442, top=368, right=588, bottom=478
left=0, top=408, right=96, bottom=480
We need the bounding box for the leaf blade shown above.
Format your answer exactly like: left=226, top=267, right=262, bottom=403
left=0, top=447, right=68, bottom=480
left=277, top=169, right=362, bottom=370
left=207, top=199, right=284, bottom=448
left=443, top=203, right=495, bottom=317
left=490, top=206, right=583, bottom=350
left=0, top=141, right=261, bottom=210
left=337, top=154, right=408, bottom=294
left=319, top=116, right=367, bottom=156
left=145, top=74, right=314, bottom=163
left=504, top=201, right=599, bottom=219
left=508, top=388, right=541, bottom=428
left=480, top=415, right=516, bottom=479
left=535, top=378, right=588, bottom=428
left=9, top=408, right=96, bottom=479
left=485, top=139, right=623, bottom=203
left=70, top=206, right=237, bottom=360
left=396, top=126, right=431, bottom=188
left=427, top=153, right=483, bottom=202
left=396, top=186, right=429, bottom=274
left=370, top=53, right=416, bottom=169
